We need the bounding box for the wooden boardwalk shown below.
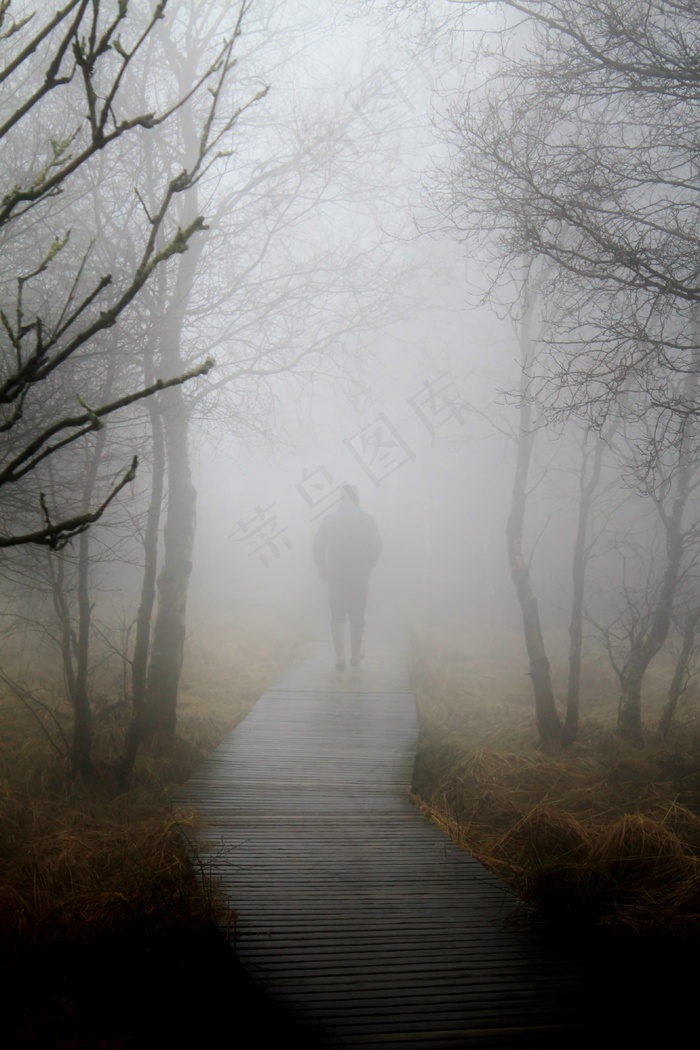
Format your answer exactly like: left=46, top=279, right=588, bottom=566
left=174, top=635, right=606, bottom=1048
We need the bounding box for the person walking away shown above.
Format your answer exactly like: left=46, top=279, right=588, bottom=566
left=312, top=484, right=382, bottom=671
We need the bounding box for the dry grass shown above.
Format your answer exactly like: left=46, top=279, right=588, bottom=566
left=411, top=621, right=700, bottom=944
left=1, top=609, right=304, bottom=940
left=8, top=604, right=700, bottom=1039
left=0, top=607, right=305, bottom=1047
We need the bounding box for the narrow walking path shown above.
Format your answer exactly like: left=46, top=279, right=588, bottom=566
left=175, top=634, right=605, bottom=1048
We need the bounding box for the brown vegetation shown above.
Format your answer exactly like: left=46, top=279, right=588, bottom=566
left=7, top=608, right=700, bottom=1044
left=0, top=610, right=304, bottom=1048
left=411, top=623, right=700, bottom=944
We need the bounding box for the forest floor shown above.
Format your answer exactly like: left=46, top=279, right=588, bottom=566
left=4, top=609, right=700, bottom=1045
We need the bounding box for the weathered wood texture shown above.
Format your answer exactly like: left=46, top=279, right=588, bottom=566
left=174, top=638, right=604, bottom=1048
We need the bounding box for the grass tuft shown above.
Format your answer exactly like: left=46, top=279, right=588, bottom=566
left=411, top=621, right=700, bottom=943
left=0, top=608, right=304, bottom=1046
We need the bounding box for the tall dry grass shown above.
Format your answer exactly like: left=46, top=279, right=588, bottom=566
left=411, top=621, right=700, bottom=943
left=0, top=608, right=305, bottom=1046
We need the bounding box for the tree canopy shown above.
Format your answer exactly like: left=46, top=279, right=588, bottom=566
left=435, top=0, right=700, bottom=434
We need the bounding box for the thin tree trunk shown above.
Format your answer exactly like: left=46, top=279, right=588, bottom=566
left=507, top=449, right=561, bottom=748
left=140, top=69, right=204, bottom=741
left=659, top=607, right=700, bottom=738
left=618, top=455, right=689, bottom=741
left=143, top=391, right=195, bottom=739
left=45, top=388, right=110, bottom=778
left=70, top=418, right=111, bottom=777
left=48, top=551, right=77, bottom=702
left=141, top=242, right=201, bottom=741
left=69, top=525, right=93, bottom=778
left=617, top=309, right=698, bottom=742
left=48, top=446, right=107, bottom=778
left=563, top=435, right=605, bottom=746
left=131, top=398, right=166, bottom=710
left=116, top=396, right=165, bottom=783
left=507, top=273, right=561, bottom=749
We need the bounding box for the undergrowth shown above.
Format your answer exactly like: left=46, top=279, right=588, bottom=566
left=410, top=621, right=700, bottom=945
left=0, top=608, right=304, bottom=1048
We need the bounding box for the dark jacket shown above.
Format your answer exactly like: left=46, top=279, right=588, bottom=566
left=313, top=497, right=382, bottom=584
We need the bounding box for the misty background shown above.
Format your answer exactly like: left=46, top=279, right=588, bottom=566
left=3, top=0, right=699, bottom=765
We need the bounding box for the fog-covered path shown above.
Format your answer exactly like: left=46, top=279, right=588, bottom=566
left=175, top=635, right=605, bottom=1048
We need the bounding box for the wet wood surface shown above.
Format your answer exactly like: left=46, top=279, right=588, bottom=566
left=174, top=635, right=606, bottom=1048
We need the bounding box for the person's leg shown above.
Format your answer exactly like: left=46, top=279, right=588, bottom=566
left=328, top=582, right=348, bottom=671
left=331, top=621, right=346, bottom=671
left=348, top=579, right=369, bottom=667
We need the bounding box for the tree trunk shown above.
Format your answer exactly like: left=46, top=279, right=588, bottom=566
left=47, top=400, right=110, bottom=778
left=143, top=392, right=195, bottom=739
left=48, top=547, right=92, bottom=778
left=507, top=272, right=561, bottom=749
left=116, top=396, right=165, bottom=783
left=132, top=399, right=166, bottom=711
left=659, top=607, right=700, bottom=738
left=140, top=236, right=202, bottom=741
left=617, top=660, right=646, bottom=742
left=618, top=466, right=688, bottom=742
left=618, top=316, right=698, bottom=741
left=69, top=525, right=93, bottom=779
left=507, top=483, right=561, bottom=748
left=48, top=552, right=77, bottom=702
left=140, top=66, right=205, bottom=741
left=563, top=435, right=605, bottom=746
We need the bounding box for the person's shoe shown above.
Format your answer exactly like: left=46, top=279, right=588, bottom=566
left=332, top=623, right=346, bottom=671
left=350, top=626, right=364, bottom=668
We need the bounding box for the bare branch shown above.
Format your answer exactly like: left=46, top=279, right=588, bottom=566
left=0, top=358, right=214, bottom=486
left=1, top=455, right=139, bottom=550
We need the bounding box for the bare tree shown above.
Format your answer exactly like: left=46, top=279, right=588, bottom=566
left=0, top=0, right=259, bottom=776
left=439, top=0, right=700, bottom=431
left=417, top=0, right=700, bottom=742
left=2, top=1, right=434, bottom=780
left=0, top=0, right=235, bottom=551
left=505, top=265, right=562, bottom=747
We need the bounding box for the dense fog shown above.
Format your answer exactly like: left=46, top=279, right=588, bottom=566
left=3, top=0, right=700, bottom=754
left=7, top=10, right=700, bottom=1045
